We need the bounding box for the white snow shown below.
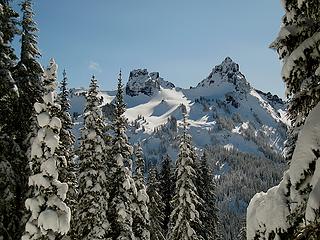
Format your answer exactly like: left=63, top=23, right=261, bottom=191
left=44, top=129, right=60, bottom=154
left=40, top=158, right=58, bottom=178
left=49, top=117, right=62, bottom=130
left=28, top=173, right=51, bottom=189
left=38, top=209, right=60, bottom=233
left=31, top=138, right=43, bottom=159
left=247, top=102, right=320, bottom=238
left=43, top=92, right=55, bottom=105
left=37, top=112, right=50, bottom=127
left=25, top=196, right=45, bottom=220
left=282, top=32, right=320, bottom=79
left=34, top=102, right=46, bottom=114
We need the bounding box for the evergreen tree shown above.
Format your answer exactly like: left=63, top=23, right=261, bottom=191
left=108, top=70, right=136, bottom=240
left=14, top=1, right=44, bottom=236
left=74, top=76, right=110, bottom=239
left=132, top=144, right=150, bottom=240
left=270, top=0, right=320, bottom=163
left=247, top=1, right=320, bottom=238
left=56, top=70, right=77, bottom=239
left=159, top=154, right=174, bottom=233
left=0, top=135, right=23, bottom=240
left=168, top=114, right=203, bottom=240
left=0, top=1, right=20, bottom=239
left=0, top=0, right=19, bottom=133
left=147, top=167, right=166, bottom=240
left=16, top=0, right=44, bottom=145
left=22, top=59, right=70, bottom=239
left=196, top=151, right=220, bottom=240
left=269, top=0, right=320, bottom=235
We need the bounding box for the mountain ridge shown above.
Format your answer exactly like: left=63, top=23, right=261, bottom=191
left=70, top=57, right=288, bottom=161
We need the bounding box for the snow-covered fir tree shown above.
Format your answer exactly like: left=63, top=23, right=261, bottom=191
left=0, top=0, right=19, bottom=134
left=132, top=144, right=150, bottom=240
left=22, top=59, right=70, bottom=240
left=74, top=75, right=110, bottom=239
left=147, top=167, right=166, bottom=240
left=168, top=114, right=203, bottom=240
left=158, top=154, right=175, bottom=233
left=107, top=70, right=136, bottom=240
left=14, top=1, right=44, bottom=236
left=56, top=70, right=77, bottom=239
left=247, top=1, right=320, bottom=238
left=195, top=151, right=220, bottom=240
left=270, top=0, right=320, bottom=163
left=0, top=1, right=21, bottom=238
left=16, top=0, right=43, bottom=145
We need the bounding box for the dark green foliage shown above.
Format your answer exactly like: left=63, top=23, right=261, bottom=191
left=270, top=0, right=320, bottom=162
left=56, top=70, right=77, bottom=238
left=195, top=151, right=220, bottom=240
left=0, top=134, right=24, bottom=240
left=132, top=144, right=150, bottom=240
left=15, top=0, right=43, bottom=142
left=107, top=71, right=136, bottom=240
left=147, top=167, right=166, bottom=240
left=0, top=0, right=19, bottom=134
left=0, top=1, right=23, bottom=239
left=158, top=154, right=174, bottom=233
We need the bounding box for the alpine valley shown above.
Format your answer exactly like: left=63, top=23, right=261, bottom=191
left=69, top=57, right=288, bottom=239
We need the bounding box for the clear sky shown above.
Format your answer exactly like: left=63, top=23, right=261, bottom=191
left=15, top=0, right=285, bottom=97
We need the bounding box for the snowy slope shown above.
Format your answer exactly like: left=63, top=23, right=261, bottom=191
left=69, top=57, right=288, bottom=161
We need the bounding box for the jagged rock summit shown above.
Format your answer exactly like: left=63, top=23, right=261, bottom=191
left=197, top=57, right=250, bottom=96
left=125, top=69, right=175, bottom=97
left=70, top=57, right=288, bottom=159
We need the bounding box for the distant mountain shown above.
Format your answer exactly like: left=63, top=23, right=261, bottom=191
left=69, top=57, right=287, bottom=239
left=70, top=57, right=287, bottom=159
left=125, top=69, right=175, bottom=97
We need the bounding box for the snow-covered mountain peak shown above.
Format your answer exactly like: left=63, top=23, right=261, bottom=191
left=219, top=56, right=239, bottom=73
left=196, top=57, right=250, bottom=96
left=70, top=57, right=288, bottom=161
left=125, top=69, right=175, bottom=97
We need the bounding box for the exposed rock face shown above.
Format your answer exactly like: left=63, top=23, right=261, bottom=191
left=126, top=69, right=175, bottom=96
left=255, top=89, right=285, bottom=107
left=197, top=57, right=251, bottom=96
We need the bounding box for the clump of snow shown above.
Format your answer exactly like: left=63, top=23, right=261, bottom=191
left=37, top=112, right=50, bottom=127
left=49, top=117, right=62, bottom=129
left=247, top=102, right=320, bottom=238
left=34, top=102, right=46, bottom=114
left=282, top=32, right=320, bottom=80
left=23, top=59, right=71, bottom=239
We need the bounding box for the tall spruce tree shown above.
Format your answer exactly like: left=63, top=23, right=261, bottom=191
left=270, top=0, right=320, bottom=234
left=108, top=71, right=136, bottom=239
left=0, top=0, right=19, bottom=133
left=16, top=0, right=43, bottom=144
left=168, top=115, right=203, bottom=240
left=0, top=1, right=21, bottom=239
left=147, top=167, right=166, bottom=240
left=56, top=70, right=77, bottom=239
left=246, top=1, right=320, bottom=238
left=14, top=1, right=44, bottom=237
left=74, top=76, right=110, bottom=239
left=270, top=0, right=320, bottom=163
left=196, top=151, right=220, bottom=240
left=159, top=154, right=175, bottom=233
left=22, top=59, right=70, bottom=239
left=132, top=144, right=150, bottom=240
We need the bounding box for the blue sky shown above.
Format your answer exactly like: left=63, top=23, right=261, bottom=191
left=15, top=0, right=285, bottom=97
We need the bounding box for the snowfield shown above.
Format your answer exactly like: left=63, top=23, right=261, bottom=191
left=70, top=57, right=288, bottom=160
